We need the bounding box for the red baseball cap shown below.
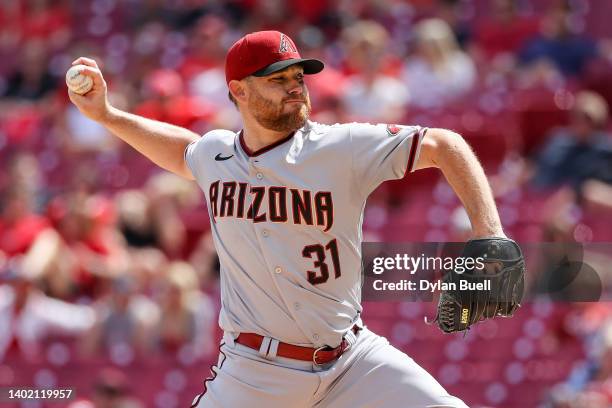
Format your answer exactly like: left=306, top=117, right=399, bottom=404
left=225, top=30, right=324, bottom=84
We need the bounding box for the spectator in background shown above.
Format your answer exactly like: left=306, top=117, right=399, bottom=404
left=179, top=15, right=229, bottom=81
left=3, top=39, right=57, bottom=100
left=492, top=90, right=612, bottom=197
left=181, top=15, right=242, bottom=130
left=3, top=151, right=45, bottom=202
left=18, top=226, right=80, bottom=302
left=145, top=172, right=200, bottom=257
left=81, top=275, right=159, bottom=363
left=0, top=152, right=47, bottom=256
left=135, top=68, right=216, bottom=131
left=0, top=267, right=94, bottom=362
left=0, top=153, right=81, bottom=300
left=0, top=187, right=50, bottom=257
left=116, top=172, right=199, bottom=258
left=472, top=0, right=540, bottom=68
left=494, top=91, right=612, bottom=260
left=116, top=190, right=159, bottom=249
left=519, top=1, right=598, bottom=78
left=304, top=66, right=349, bottom=124
left=340, top=20, right=409, bottom=122
left=402, top=18, right=476, bottom=109
left=18, top=0, right=72, bottom=50
left=531, top=91, right=612, bottom=189
left=45, top=191, right=128, bottom=300
left=434, top=0, right=472, bottom=48
left=153, top=261, right=215, bottom=360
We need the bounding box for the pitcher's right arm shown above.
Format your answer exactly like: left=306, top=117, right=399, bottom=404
left=67, top=57, right=199, bottom=180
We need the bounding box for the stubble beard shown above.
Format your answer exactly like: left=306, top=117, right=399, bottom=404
left=248, top=88, right=311, bottom=133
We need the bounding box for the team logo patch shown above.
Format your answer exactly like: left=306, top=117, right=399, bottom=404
left=279, top=33, right=297, bottom=53
left=386, top=124, right=402, bottom=136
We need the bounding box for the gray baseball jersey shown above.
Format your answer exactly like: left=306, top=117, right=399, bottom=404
left=185, top=120, right=425, bottom=348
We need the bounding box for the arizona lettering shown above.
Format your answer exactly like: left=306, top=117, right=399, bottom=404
left=209, top=181, right=334, bottom=231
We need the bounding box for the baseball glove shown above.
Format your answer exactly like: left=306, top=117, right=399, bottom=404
left=433, top=238, right=525, bottom=333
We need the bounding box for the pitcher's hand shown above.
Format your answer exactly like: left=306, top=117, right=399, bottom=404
left=67, top=57, right=111, bottom=122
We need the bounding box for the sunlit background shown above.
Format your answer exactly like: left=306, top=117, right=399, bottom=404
left=1, top=0, right=612, bottom=407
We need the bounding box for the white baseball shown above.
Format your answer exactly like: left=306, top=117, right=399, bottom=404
left=66, top=65, right=94, bottom=95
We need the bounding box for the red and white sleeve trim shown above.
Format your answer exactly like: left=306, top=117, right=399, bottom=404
left=406, top=127, right=427, bottom=174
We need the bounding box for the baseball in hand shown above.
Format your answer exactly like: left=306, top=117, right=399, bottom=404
left=66, top=65, right=93, bottom=95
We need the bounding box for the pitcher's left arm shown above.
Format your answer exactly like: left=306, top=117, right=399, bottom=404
left=415, top=128, right=505, bottom=239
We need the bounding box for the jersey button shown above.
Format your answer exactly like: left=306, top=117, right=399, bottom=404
left=274, top=266, right=282, bottom=274
left=256, top=173, right=263, bottom=180
left=312, top=333, right=320, bottom=341
left=262, top=229, right=269, bottom=237
left=293, top=302, right=301, bottom=311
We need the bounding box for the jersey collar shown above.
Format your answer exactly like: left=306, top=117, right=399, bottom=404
left=238, top=129, right=296, bottom=157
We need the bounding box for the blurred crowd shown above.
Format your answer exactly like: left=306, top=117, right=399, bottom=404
left=1, top=0, right=612, bottom=406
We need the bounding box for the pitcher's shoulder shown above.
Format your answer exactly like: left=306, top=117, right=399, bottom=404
left=186, top=128, right=236, bottom=159
left=200, top=128, right=237, bottom=146
left=307, top=121, right=396, bottom=135
left=306, top=121, right=355, bottom=134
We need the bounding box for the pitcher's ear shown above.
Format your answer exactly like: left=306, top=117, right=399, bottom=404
left=228, top=80, right=247, bottom=101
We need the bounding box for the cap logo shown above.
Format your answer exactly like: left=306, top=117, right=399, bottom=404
left=279, top=33, right=297, bottom=53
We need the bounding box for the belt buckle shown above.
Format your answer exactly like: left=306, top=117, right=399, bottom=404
left=312, top=345, right=329, bottom=366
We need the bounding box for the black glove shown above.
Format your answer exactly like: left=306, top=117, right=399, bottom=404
left=434, top=238, right=525, bottom=333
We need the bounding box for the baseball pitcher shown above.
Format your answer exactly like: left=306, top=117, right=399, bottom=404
left=68, top=30, right=524, bottom=408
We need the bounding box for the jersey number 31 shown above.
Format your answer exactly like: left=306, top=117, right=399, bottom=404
left=302, top=239, right=341, bottom=285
